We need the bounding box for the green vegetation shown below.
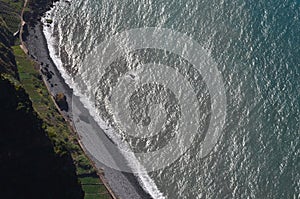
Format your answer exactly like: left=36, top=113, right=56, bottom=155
left=12, top=25, right=111, bottom=199
left=0, top=14, right=83, bottom=198
left=0, top=0, right=23, bottom=33
left=0, top=0, right=112, bottom=198
left=0, top=17, right=17, bottom=75
left=1, top=0, right=24, bottom=11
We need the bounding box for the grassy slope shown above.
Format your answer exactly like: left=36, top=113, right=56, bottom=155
left=13, top=45, right=111, bottom=199
left=0, top=0, right=112, bottom=198
left=0, top=76, right=84, bottom=199
left=0, top=16, right=83, bottom=199
left=0, top=0, right=23, bottom=33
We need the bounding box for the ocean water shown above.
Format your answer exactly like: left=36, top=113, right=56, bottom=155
left=43, top=0, right=299, bottom=198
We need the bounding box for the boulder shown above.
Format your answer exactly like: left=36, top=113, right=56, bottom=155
left=55, top=93, right=68, bottom=111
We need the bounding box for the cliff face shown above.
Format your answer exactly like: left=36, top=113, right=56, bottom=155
left=0, top=18, right=18, bottom=78
left=0, top=77, right=83, bottom=199
left=0, top=16, right=83, bottom=199
left=25, top=0, right=59, bottom=25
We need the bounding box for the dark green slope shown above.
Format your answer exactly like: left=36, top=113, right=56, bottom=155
left=0, top=17, right=18, bottom=78
left=0, top=16, right=83, bottom=199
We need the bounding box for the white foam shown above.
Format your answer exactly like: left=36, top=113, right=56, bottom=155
left=42, top=2, right=166, bottom=199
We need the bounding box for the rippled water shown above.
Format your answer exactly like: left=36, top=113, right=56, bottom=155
left=44, top=0, right=299, bottom=198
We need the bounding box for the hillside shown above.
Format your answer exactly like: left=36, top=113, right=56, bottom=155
left=0, top=0, right=114, bottom=198
left=0, top=6, right=84, bottom=199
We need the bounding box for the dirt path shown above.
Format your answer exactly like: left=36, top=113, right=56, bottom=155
left=17, top=1, right=118, bottom=199
left=19, top=0, right=28, bottom=54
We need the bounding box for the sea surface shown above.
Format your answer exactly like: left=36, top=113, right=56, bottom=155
left=43, top=0, right=299, bottom=198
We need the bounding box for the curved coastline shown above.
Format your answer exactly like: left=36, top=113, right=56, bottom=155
left=26, top=21, right=153, bottom=199
left=24, top=2, right=161, bottom=199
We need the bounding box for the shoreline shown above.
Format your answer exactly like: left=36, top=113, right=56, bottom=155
left=24, top=14, right=153, bottom=199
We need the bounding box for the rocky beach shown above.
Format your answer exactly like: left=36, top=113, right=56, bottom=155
left=24, top=15, right=152, bottom=199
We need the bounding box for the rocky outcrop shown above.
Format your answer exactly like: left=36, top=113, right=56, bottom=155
left=55, top=92, right=69, bottom=111
left=25, top=0, right=59, bottom=26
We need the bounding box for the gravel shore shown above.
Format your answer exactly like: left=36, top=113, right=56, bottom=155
left=25, top=21, right=152, bottom=199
